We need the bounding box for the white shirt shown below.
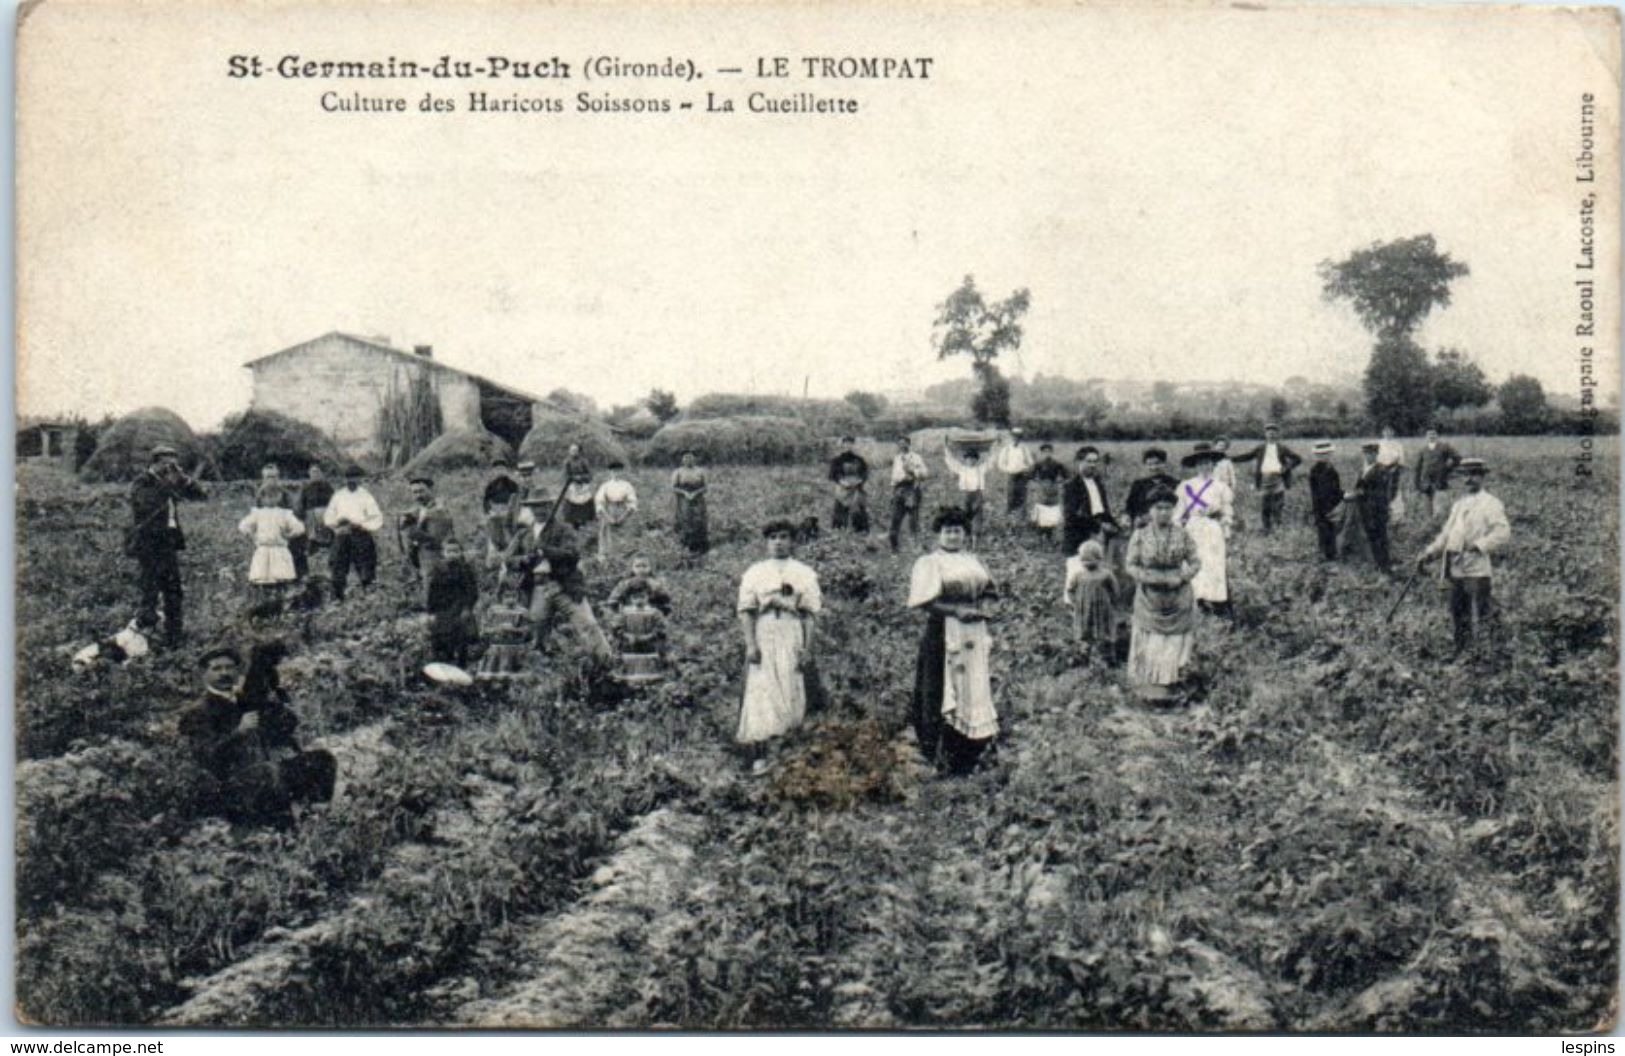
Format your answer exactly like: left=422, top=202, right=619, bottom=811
left=891, top=451, right=930, bottom=485
left=737, top=558, right=822, bottom=616
left=944, top=449, right=992, bottom=492
left=1260, top=444, right=1282, bottom=476
left=1423, top=490, right=1511, bottom=579
left=323, top=485, right=385, bottom=532
left=996, top=440, right=1034, bottom=475
left=1081, top=477, right=1104, bottom=512
left=595, top=478, right=638, bottom=515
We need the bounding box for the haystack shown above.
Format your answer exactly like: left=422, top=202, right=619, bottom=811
left=646, top=415, right=819, bottom=465
left=400, top=428, right=515, bottom=477
left=518, top=407, right=628, bottom=468
left=78, top=407, right=208, bottom=482
left=209, top=409, right=348, bottom=480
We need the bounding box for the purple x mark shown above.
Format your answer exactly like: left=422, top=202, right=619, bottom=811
left=1181, top=479, right=1213, bottom=522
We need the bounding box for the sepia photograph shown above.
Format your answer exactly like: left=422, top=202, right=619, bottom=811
left=12, top=0, right=1623, bottom=1033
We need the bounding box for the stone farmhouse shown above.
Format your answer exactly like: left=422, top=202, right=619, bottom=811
left=244, top=331, right=546, bottom=463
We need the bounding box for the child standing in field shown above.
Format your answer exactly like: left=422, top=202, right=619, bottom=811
left=426, top=538, right=480, bottom=666
left=1064, top=539, right=1119, bottom=663
left=238, top=483, right=305, bottom=609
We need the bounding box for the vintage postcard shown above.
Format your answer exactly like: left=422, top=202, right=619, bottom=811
left=13, top=0, right=1621, bottom=1033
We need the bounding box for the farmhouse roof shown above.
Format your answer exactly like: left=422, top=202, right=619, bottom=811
left=244, top=331, right=545, bottom=404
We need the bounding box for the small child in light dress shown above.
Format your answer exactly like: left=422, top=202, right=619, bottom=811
left=239, top=483, right=306, bottom=609
left=1063, top=539, right=1119, bottom=663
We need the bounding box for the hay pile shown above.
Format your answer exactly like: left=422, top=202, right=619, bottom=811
left=400, top=429, right=515, bottom=477
left=209, top=410, right=349, bottom=480
left=518, top=408, right=627, bottom=467
left=78, top=407, right=209, bottom=482
left=645, top=416, right=820, bottom=465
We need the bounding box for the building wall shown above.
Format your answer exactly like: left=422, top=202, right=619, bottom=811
left=251, top=334, right=482, bottom=462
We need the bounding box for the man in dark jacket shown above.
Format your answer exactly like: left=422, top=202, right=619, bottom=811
left=290, top=463, right=335, bottom=582
left=1062, top=446, right=1121, bottom=554
left=1348, top=441, right=1395, bottom=573
left=178, top=641, right=335, bottom=828
left=128, top=444, right=207, bottom=648
left=828, top=436, right=871, bottom=533
left=1413, top=428, right=1462, bottom=519
left=1307, top=441, right=1343, bottom=560
left=1124, top=448, right=1180, bottom=527
left=1230, top=423, right=1304, bottom=535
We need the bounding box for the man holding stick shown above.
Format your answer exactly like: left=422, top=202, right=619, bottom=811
left=1415, top=458, right=1511, bottom=658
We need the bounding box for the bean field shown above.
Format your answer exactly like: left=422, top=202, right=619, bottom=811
left=14, top=436, right=1620, bottom=1030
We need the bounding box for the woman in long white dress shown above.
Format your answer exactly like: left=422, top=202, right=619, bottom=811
left=1377, top=426, right=1407, bottom=523
left=736, top=519, right=822, bottom=772
left=1176, top=443, right=1235, bottom=620
left=909, top=507, right=999, bottom=775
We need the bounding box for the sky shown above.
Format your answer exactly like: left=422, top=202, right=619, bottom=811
left=16, top=1, right=1621, bottom=429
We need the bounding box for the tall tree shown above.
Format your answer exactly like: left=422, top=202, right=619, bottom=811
left=1268, top=395, right=1290, bottom=423
left=1498, top=374, right=1549, bottom=432
left=644, top=388, right=680, bottom=423
left=1364, top=335, right=1435, bottom=433
left=932, top=275, right=1031, bottom=428
left=1430, top=348, right=1492, bottom=413
left=1319, top=234, right=1470, bottom=340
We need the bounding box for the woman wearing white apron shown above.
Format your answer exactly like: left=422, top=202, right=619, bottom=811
left=736, top=519, right=822, bottom=774
left=1177, top=443, right=1235, bottom=621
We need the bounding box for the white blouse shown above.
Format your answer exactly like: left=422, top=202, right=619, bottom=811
left=737, top=558, right=823, bottom=616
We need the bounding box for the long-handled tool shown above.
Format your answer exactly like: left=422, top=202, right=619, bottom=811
left=1385, top=562, right=1425, bottom=621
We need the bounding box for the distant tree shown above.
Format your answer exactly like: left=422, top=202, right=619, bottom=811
left=1498, top=374, right=1549, bottom=432
left=1268, top=395, right=1290, bottom=423
left=546, top=388, right=599, bottom=418
left=1217, top=398, right=1232, bottom=418
left=1319, top=234, right=1471, bottom=340
left=1335, top=400, right=1351, bottom=422
left=1306, top=386, right=1337, bottom=416
left=1364, top=335, right=1435, bottom=433
left=932, top=275, right=1031, bottom=428
left=843, top=390, right=888, bottom=420
left=1080, top=394, right=1111, bottom=431
left=1150, top=381, right=1178, bottom=410
left=644, top=388, right=680, bottom=423
left=1430, top=348, right=1493, bottom=413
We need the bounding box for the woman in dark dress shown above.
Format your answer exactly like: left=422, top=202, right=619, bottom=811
left=671, top=450, right=709, bottom=556
left=909, top=507, right=999, bottom=775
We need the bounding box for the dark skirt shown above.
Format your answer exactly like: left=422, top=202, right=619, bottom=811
left=675, top=493, right=709, bottom=553
left=562, top=499, right=596, bottom=528
left=911, top=612, right=990, bottom=774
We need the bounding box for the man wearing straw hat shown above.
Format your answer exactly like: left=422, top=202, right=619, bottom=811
left=1307, top=441, right=1343, bottom=560
left=1416, top=458, right=1511, bottom=657
left=128, top=444, right=207, bottom=648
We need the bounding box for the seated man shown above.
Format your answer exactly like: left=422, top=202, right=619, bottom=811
left=177, top=641, right=336, bottom=828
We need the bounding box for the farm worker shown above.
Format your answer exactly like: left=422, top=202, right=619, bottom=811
left=1125, top=486, right=1202, bottom=702
left=943, top=442, right=993, bottom=540
left=258, top=462, right=291, bottom=508
left=426, top=538, right=480, bottom=667
left=127, top=443, right=207, bottom=649
left=1064, top=539, right=1120, bottom=665
left=291, top=463, right=335, bottom=581
left=828, top=435, right=871, bottom=533
left=887, top=436, right=930, bottom=552
left=1124, top=448, right=1180, bottom=529
left=1341, top=442, right=1396, bottom=575
left=671, top=450, right=710, bottom=557
left=1307, top=441, right=1344, bottom=560
left=996, top=428, right=1035, bottom=517
left=594, top=460, right=639, bottom=563
left=515, top=459, right=538, bottom=490
left=401, top=476, right=455, bottom=590
left=1230, top=424, right=1303, bottom=535
left=482, top=456, right=521, bottom=513
left=323, top=465, right=384, bottom=600
left=237, top=482, right=306, bottom=608
left=1027, top=443, right=1069, bottom=542
left=560, top=443, right=597, bottom=529
left=1414, top=427, right=1463, bottom=519
left=1377, top=425, right=1408, bottom=523
left=1062, top=445, right=1121, bottom=556
left=483, top=457, right=523, bottom=571
left=1416, top=458, right=1511, bottom=657
left=177, top=641, right=336, bottom=828
left=736, top=519, right=823, bottom=775
left=1176, top=443, right=1235, bottom=620
left=513, top=487, right=613, bottom=664
left=908, top=507, right=999, bottom=774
